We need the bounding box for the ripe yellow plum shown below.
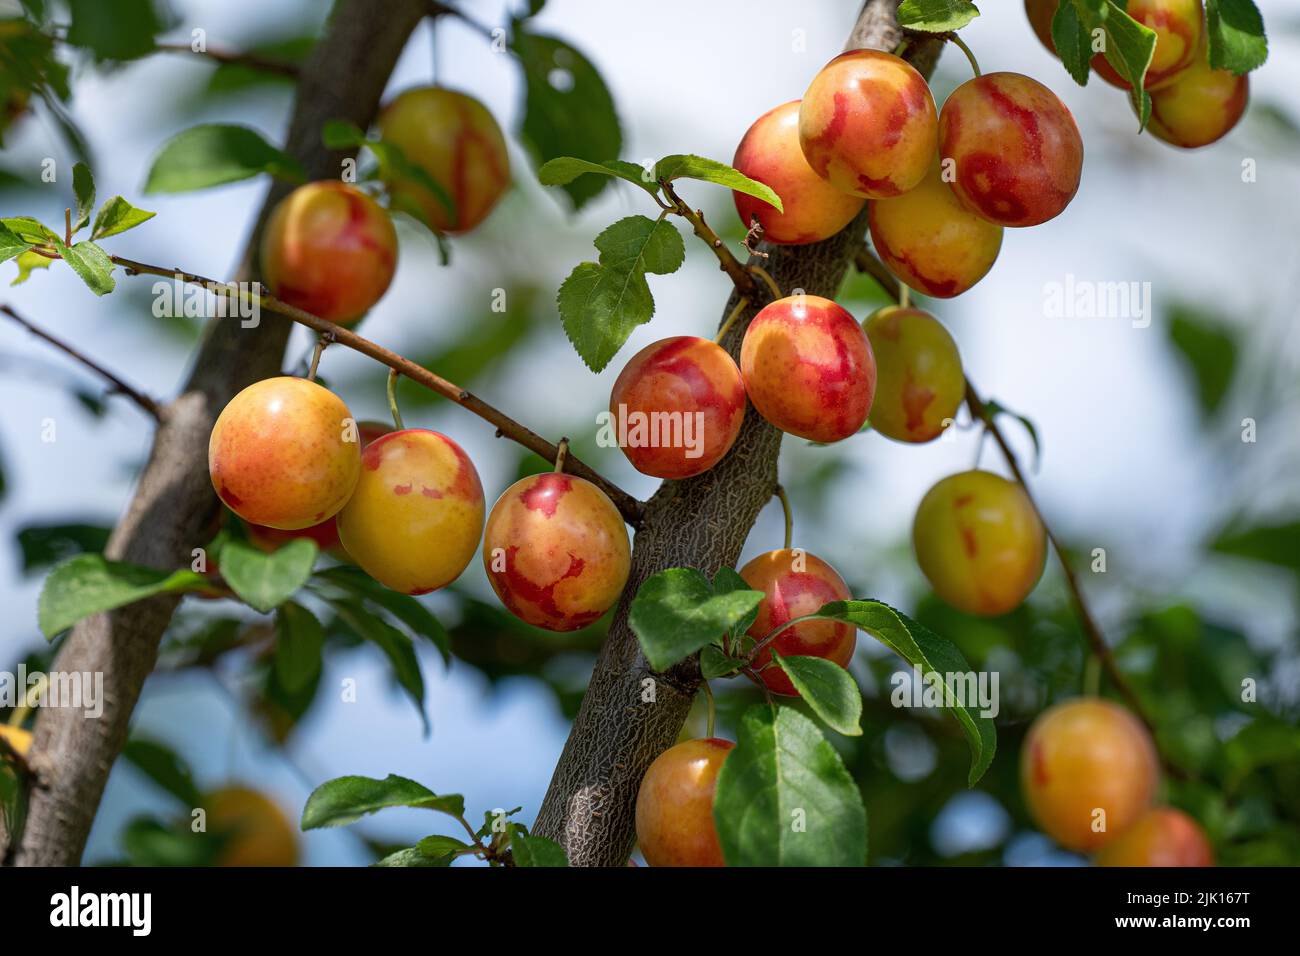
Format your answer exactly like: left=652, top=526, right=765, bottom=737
left=206, top=786, right=300, bottom=867
left=863, top=306, right=964, bottom=444
left=1095, top=808, right=1214, bottom=866
left=635, top=738, right=733, bottom=867
left=208, top=377, right=361, bottom=531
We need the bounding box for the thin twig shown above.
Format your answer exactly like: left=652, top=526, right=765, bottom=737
left=714, top=297, right=749, bottom=344
left=150, top=41, right=300, bottom=77
left=426, top=1, right=497, bottom=41
left=33, top=250, right=644, bottom=526
left=0, top=304, right=162, bottom=420
left=748, top=263, right=783, bottom=301
left=659, top=179, right=757, bottom=297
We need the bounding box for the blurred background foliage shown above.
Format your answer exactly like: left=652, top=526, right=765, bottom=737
left=0, top=0, right=1297, bottom=866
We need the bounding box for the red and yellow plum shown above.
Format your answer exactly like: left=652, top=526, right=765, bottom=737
left=868, top=158, right=1003, bottom=298
left=739, top=295, right=875, bottom=443
left=799, top=50, right=938, bottom=199
left=1091, top=0, right=1203, bottom=91
left=483, top=473, right=630, bottom=632
left=336, top=429, right=485, bottom=594
left=1146, top=44, right=1249, bottom=149
left=377, top=87, right=510, bottom=234
left=609, top=336, right=746, bottom=479
left=732, top=100, right=866, bottom=244
left=635, top=738, right=733, bottom=867
left=912, top=470, right=1046, bottom=616
left=1021, top=698, right=1160, bottom=852
left=1095, top=808, right=1214, bottom=866
left=260, top=181, right=398, bottom=326
left=863, top=306, right=964, bottom=443
left=208, top=376, right=361, bottom=531
left=939, top=72, right=1083, bottom=227
left=740, top=549, right=855, bottom=697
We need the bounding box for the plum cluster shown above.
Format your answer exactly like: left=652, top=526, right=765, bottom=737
left=1026, top=0, right=1248, bottom=149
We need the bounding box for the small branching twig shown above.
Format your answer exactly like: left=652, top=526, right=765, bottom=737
left=0, top=304, right=162, bottom=420
left=659, top=179, right=758, bottom=297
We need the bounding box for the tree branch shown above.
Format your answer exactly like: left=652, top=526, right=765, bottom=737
left=0, top=304, right=161, bottom=419
left=9, top=0, right=431, bottom=868
left=151, top=42, right=300, bottom=77
left=532, top=0, right=945, bottom=865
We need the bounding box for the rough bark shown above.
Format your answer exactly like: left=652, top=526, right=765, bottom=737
left=532, top=0, right=943, bottom=866
left=9, top=0, right=428, bottom=867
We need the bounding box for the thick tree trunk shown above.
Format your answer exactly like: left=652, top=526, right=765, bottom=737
left=532, top=0, right=943, bottom=866
left=9, top=0, right=428, bottom=867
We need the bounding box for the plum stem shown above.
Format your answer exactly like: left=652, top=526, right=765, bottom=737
left=748, top=263, right=783, bottom=301
left=307, top=334, right=329, bottom=381
left=775, top=483, right=794, bottom=551
left=899, top=283, right=912, bottom=309
left=554, top=437, right=570, bottom=473
left=944, top=31, right=981, bottom=77
left=700, top=680, right=716, bottom=739
left=386, top=367, right=405, bottom=430
left=714, top=296, right=749, bottom=344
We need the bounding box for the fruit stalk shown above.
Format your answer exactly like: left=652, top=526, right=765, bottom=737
left=530, top=0, right=945, bottom=865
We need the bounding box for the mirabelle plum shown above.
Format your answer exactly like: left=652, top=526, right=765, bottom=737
left=336, top=429, right=484, bottom=594
left=798, top=49, right=938, bottom=199
left=1091, top=0, right=1203, bottom=91
left=739, top=295, right=875, bottom=443
left=939, top=72, right=1083, bottom=227
left=483, top=473, right=630, bottom=632
left=868, top=158, right=1003, bottom=298
left=1146, top=45, right=1249, bottom=149
left=912, top=470, right=1046, bottom=616
left=635, top=738, right=733, bottom=867
left=732, top=100, right=866, bottom=244
left=260, top=180, right=398, bottom=326
left=740, top=549, right=855, bottom=697
left=863, top=306, right=964, bottom=443
left=1095, top=808, right=1214, bottom=866
left=377, top=86, right=510, bottom=234
left=1021, top=698, right=1160, bottom=852
left=208, top=377, right=361, bottom=531
left=206, top=786, right=300, bottom=867
left=609, top=336, right=746, bottom=479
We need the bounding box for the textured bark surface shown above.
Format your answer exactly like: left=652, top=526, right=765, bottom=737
left=532, top=0, right=943, bottom=866
left=10, top=0, right=428, bottom=867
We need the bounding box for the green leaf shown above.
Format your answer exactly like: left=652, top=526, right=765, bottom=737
left=10, top=249, right=51, bottom=286
left=0, top=223, right=32, bottom=265
left=654, top=154, right=782, bottom=211
left=1096, top=0, right=1157, bottom=127
left=1053, top=1, right=1093, bottom=85
left=896, top=0, right=981, bottom=32
left=537, top=157, right=659, bottom=198
left=983, top=399, right=1043, bottom=471
left=218, top=537, right=317, bottom=613
left=91, top=196, right=156, bottom=240
left=416, top=834, right=473, bottom=860
left=700, top=644, right=747, bottom=680
left=275, top=601, right=325, bottom=693
left=314, top=565, right=451, bottom=664
left=508, top=825, right=569, bottom=866
left=71, top=161, right=94, bottom=233
left=374, top=845, right=455, bottom=867
left=1166, top=306, right=1239, bottom=417
left=812, top=600, right=996, bottom=785
left=772, top=652, right=862, bottom=736
left=713, top=565, right=760, bottom=640
left=1, top=217, right=57, bottom=244
left=713, top=705, right=867, bottom=866
left=1210, top=520, right=1300, bottom=573
left=512, top=26, right=622, bottom=211
left=301, top=774, right=464, bottom=830
left=1206, top=0, right=1267, bottom=74
left=329, top=599, right=427, bottom=728
left=144, top=124, right=305, bottom=194
left=628, top=567, right=763, bottom=671
left=38, top=554, right=209, bottom=639
left=122, top=738, right=203, bottom=807
left=557, top=215, right=684, bottom=372
left=52, top=238, right=114, bottom=295
left=66, top=0, right=162, bottom=61
left=16, top=522, right=111, bottom=573
left=367, top=137, right=456, bottom=225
